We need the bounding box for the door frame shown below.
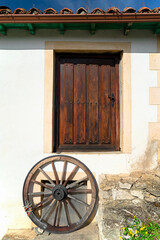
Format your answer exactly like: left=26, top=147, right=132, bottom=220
left=44, top=41, right=131, bottom=154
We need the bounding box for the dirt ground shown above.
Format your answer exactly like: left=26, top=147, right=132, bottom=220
left=2, top=223, right=99, bottom=240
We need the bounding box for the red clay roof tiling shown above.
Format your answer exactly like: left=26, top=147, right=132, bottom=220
left=106, top=7, right=121, bottom=14
left=0, top=6, right=160, bottom=24
left=91, top=8, right=104, bottom=14
left=122, top=7, right=136, bottom=14
left=13, top=8, right=27, bottom=14
left=152, top=7, right=160, bottom=13
left=76, top=7, right=87, bottom=14
left=28, top=7, right=43, bottom=14
left=0, top=6, right=11, bottom=14
left=1, top=6, right=160, bottom=14
left=60, top=8, right=73, bottom=14
left=44, top=8, right=57, bottom=14
left=137, top=7, right=151, bottom=13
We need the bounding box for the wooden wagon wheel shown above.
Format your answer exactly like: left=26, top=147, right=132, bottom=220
left=23, top=155, right=98, bottom=234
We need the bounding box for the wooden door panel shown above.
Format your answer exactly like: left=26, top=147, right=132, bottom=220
left=87, top=64, right=99, bottom=144
left=99, top=64, right=111, bottom=144
left=74, top=64, right=86, bottom=144
left=110, top=64, right=116, bottom=146
left=59, top=63, right=74, bottom=145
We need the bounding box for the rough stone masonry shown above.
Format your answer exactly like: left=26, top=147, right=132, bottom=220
left=98, top=167, right=160, bottom=240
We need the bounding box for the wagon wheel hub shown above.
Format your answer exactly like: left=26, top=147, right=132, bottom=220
left=52, top=185, right=68, bottom=201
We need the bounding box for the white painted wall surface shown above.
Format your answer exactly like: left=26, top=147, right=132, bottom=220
left=0, top=29, right=158, bottom=234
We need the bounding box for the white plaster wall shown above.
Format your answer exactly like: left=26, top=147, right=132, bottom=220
left=0, top=29, right=157, bottom=233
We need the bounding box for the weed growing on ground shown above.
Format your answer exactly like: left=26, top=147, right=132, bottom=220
left=120, top=216, right=160, bottom=240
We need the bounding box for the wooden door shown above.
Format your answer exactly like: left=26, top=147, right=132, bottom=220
left=55, top=54, right=120, bottom=151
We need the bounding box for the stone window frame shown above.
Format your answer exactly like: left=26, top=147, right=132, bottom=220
left=44, top=41, right=131, bottom=154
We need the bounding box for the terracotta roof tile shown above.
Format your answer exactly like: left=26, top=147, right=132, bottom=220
left=76, top=7, right=87, bottom=14
left=60, top=8, right=73, bottom=14
left=44, top=8, right=57, bottom=14
left=106, top=7, right=121, bottom=14
left=91, top=8, right=104, bottom=14
left=152, top=7, right=160, bottom=13
left=0, top=6, right=12, bottom=14
left=122, top=7, right=136, bottom=14
left=28, top=7, right=43, bottom=14
left=137, top=7, right=151, bottom=13
left=13, top=8, right=27, bottom=14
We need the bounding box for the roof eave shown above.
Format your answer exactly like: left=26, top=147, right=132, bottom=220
left=0, top=13, right=160, bottom=24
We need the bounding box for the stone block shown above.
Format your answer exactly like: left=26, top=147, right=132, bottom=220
left=150, top=88, right=160, bottom=105
left=129, top=171, right=143, bottom=178
left=112, top=189, right=134, bottom=200
left=119, top=181, right=132, bottom=189
left=120, top=176, right=138, bottom=185
left=132, top=199, right=143, bottom=205
left=132, top=179, right=147, bottom=190
left=150, top=53, right=160, bottom=70
left=106, top=175, right=120, bottom=182
left=103, top=227, right=120, bottom=240
left=130, top=190, right=144, bottom=200
left=99, top=174, right=106, bottom=183
left=100, top=183, right=116, bottom=191
left=154, top=167, right=160, bottom=178
left=102, top=191, right=112, bottom=200
left=118, top=173, right=130, bottom=178
left=142, top=175, right=160, bottom=196
left=149, top=122, right=160, bottom=140
left=145, top=192, right=157, bottom=202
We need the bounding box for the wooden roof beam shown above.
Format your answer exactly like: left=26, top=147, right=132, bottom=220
left=154, top=23, right=160, bottom=34
left=60, top=23, right=65, bottom=34
left=124, top=23, right=133, bottom=36
left=90, top=23, right=96, bottom=35
left=27, top=23, right=35, bottom=35
left=0, top=24, right=6, bottom=35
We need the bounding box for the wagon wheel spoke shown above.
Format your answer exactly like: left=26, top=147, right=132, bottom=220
left=51, top=161, right=59, bottom=185
left=57, top=202, right=62, bottom=227
left=31, top=180, right=53, bottom=190
left=66, top=176, right=88, bottom=189
left=62, top=200, right=71, bottom=226
left=28, top=191, right=52, bottom=197
left=66, top=199, right=82, bottom=219
left=60, top=160, right=67, bottom=184
left=67, top=194, right=90, bottom=207
left=68, top=189, right=92, bottom=194
left=53, top=201, right=59, bottom=226
left=33, top=195, right=53, bottom=210
left=40, top=199, right=56, bottom=221
left=23, top=155, right=98, bottom=234
left=63, top=166, right=79, bottom=187
left=38, top=167, right=55, bottom=186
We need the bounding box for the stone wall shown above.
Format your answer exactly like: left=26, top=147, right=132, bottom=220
left=98, top=168, right=160, bottom=240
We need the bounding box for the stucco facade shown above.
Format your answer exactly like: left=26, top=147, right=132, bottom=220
left=0, top=29, right=159, bottom=238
